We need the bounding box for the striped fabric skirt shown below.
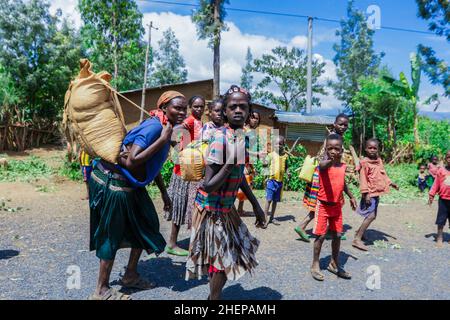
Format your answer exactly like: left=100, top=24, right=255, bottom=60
left=89, top=162, right=166, bottom=260
left=185, top=205, right=260, bottom=281
left=302, top=167, right=320, bottom=212
left=164, top=173, right=191, bottom=227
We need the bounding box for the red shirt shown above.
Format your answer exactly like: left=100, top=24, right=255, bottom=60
left=428, top=163, right=440, bottom=179
left=359, top=157, right=392, bottom=197
left=318, top=163, right=347, bottom=204
left=429, top=167, right=450, bottom=200
left=173, top=115, right=203, bottom=176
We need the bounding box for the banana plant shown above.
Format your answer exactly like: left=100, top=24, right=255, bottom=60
left=382, top=51, right=422, bottom=143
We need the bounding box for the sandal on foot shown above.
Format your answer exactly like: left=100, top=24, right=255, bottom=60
left=165, top=246, right=189, bottom=256
left=352, top=240, right=369, bottom=251
left=310, top=269, right=325, bottom=281
left=327, top=265, right=351, bottom=279
left=119, top=277, right=156, bottom=290
left=294, top=226, right=311, bottom=242
left=89, top=288, right=131, bottom=300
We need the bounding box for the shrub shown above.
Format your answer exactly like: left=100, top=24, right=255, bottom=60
left=0, top=156, right=53, bottom=182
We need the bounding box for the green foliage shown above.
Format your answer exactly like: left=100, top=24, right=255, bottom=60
left=191, top=0, right=229, bottom=48
left=415, top=117, right=450, bottom=163
left=58, top=159, right=82, bottom=181
left=415, top=0, right=449, bottom=97
left=149, top=28, right=188, bottom=86
left=160, top=160, right=174, bottom=185
left=79, top=0, right=146, bottom=91
left=0, top=0, right=83, bottom=124
left=240, top=47, right=254, bottom=91
left=252, top=46, right=327, bottom=112
left=332, top=0, right=384, bottom=108
left=0, top=156, right=53, bottom=182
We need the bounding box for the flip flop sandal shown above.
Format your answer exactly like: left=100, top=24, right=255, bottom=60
left=89, top=288, right=131, bottom=300
left=165, top=246, right=189, bottom=256
left=352, top=241, right=369, bottom=251
left=310, top=269, right=325, bottom=281
left=327, top=265, right=351, bottom=280
left=294, top=226, right=311, bottom=242
left=119, top=277, right=157, bottom=290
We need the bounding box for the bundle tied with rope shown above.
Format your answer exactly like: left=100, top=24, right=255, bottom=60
left=63, top=59, right=152, bottom=164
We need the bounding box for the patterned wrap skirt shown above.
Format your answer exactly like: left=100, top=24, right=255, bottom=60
left=302, top=167, right=320, bottom=212
left=185, top=205, right=260, bottom=281
left=89, top=162, right=166, bottom=261
left=164, top=172, right=191, bottom=227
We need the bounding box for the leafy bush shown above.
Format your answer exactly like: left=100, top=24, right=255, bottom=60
left=160, top=160, right=174, bottom=185
left=58, top=159, right=82, bottom=181
left=0, top=156, right=53, bottom=182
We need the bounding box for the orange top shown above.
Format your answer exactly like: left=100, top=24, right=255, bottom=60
left=318, top=164, right=347, bottom=203
left=359, top=157, right=391, bottom=197
left=429, top=167, right=450, bottom=200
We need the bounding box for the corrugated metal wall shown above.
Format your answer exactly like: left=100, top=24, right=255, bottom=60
left=286, top=123, right=328, bottom=142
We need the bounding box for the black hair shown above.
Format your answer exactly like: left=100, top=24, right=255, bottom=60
left=326, top=133, right=343, bottom=144
left=365, top=138, right=380, bottom=148
left=221, top=85, right=252, bottom=122
left=188, top=95, right=205, bottom=108
left=207, top=98, right=224, bottom=111
left=418, top=163, right=427, bottom=169
left=430, top=155, right=438, bottom=160
left=247, top=109, right=261, bottom=125
left=335, top=113, right=349, bottom=122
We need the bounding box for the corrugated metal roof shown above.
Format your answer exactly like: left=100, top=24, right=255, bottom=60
left=286, top=123, right=328, bottom=142
left=274, top=111, right=335, bottom=125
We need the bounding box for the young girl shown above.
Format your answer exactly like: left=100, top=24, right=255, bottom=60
left=89, top=91, right=187, bottom=300
left=237, top=110, right=261, bottom=215
left=352, top=138, right=399, bottom=251
left=164, top=96, right=206, bottom=256
left=428, top=150, right=450, bottom=247
left=185, top=85, right=265, bottom=300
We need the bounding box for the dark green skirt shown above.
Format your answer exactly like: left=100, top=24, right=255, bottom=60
left=89, top=163, right=166, bottom=260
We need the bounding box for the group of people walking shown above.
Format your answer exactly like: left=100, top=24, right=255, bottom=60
left=85, top=85, right=450, bottom=300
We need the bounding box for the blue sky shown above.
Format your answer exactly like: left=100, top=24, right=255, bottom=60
left=52, top=0, right=450, bottom=114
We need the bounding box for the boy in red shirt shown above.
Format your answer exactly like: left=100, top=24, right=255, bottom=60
left=352, top=138, right=399, bottom=251
left=429, top=150, right=450, bottom=247
left=311, top=134, right=357, bottom=281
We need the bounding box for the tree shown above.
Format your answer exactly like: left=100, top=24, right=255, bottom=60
left=0, top=0, right=82, bottom=123
left=149, top=28, right=188, bottom=86
left=383, top=52, right=422, bottom=144
left=240, top=47, right=254, bottom=91
left=192, top=0, right=229, bottom=98
left=332, top=0, right=384, bottom=108
left=415, top=0, right=449, bottom=97
left=251, top=46, right=326, bottom=112
left=78, top=0, right=146, bottom=91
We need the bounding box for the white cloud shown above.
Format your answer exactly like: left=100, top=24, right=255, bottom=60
left=49, top=0, right=82, bottom=29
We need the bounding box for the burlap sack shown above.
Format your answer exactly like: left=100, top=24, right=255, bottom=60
left=63, top=59, right=126, bottom=164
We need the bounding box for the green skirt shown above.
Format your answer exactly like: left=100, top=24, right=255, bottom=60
left=89, top=163, right=166, bottom=260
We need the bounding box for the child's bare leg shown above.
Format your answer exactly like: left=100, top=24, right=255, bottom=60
left=237, top=200, right=244, bottom=215
left=209, top=272, right=227, bottom=300
left=168, top=222, right=182, bottom=250
left=330, top=232, right=341, bottom=269
left=436, top=225, right=444, bottom=247
left=264, top=200, right=271, bottom=227
left=269, top=202, right=278, bottom=222
left=311, top=235, right=325, bottom=275
left=353, top=213, right=376, bottom=251
left=298, top=211, right=315, bottom=230
left=83, top=182, right=89, bottom=200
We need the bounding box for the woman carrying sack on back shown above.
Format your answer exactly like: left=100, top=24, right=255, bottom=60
left=88, top=91, right=187, bottom=300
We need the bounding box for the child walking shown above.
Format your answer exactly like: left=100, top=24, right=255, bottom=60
left=185, top=85, right=265, bottom=300
left=310, top=134, right=357, bottom=281
left=428, top=150, right=450, bottom=247
left=79, top=149, right=92, bottom=200
left=263, top=135, right=288, bottom=228
left=295, top=113, right=357, bottom=242
left=352, top=139, right=399, bottom=251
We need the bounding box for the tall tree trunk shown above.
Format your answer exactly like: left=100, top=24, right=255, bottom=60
left=413, top=107, right=419, bottom=144
left=112, top=0, right=118, bottom=89
left=213, top=0, right=220, bottom=98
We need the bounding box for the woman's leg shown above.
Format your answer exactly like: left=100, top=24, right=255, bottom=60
left=168, top=222, right=181, bottom=249
left=96, top=259, right=115, bottom=295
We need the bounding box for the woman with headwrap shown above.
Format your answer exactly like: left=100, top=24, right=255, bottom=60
left=88, top=91, right=187, bottom=300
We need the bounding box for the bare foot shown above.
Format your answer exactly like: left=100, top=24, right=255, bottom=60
left=436, top=240, right=444, bottom=248
left=352, top=239, right=369, bottom=251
